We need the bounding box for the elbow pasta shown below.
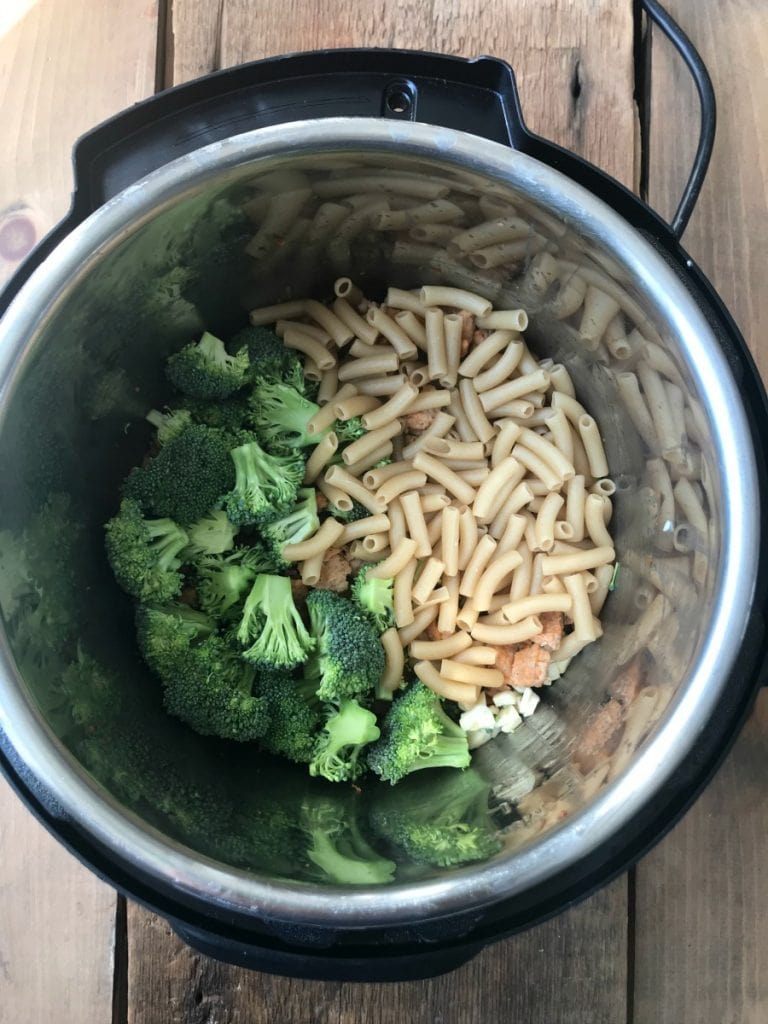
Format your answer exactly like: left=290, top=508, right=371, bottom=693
left=234, top=150, right=717, bottom=784
left=247, top=278, right=631, bottom=731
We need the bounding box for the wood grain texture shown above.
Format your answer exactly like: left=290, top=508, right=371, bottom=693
left=0, top=2, right=157, bottom=1021
left=633, top=694, right=768, bottom=1024
left=635, top=3, right=768, bottom=1021
left=0, top=0, right=158, bottom=287
left=128, top=877, right=628, bottom=1024
left=0, top=779, right=116, bottom=1024
left=166, top=0, right=636, bottom=187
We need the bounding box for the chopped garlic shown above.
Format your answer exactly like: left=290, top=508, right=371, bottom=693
left=517, top=688, right=540, bottom=718
left=459, top=702, right=496, bottom=733
left=492, top=690, right=518, bottom=708
left=497, top=704, right=523, bottom=733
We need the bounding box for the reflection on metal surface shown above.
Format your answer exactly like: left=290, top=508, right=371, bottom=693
left=0, top=120, right=757, bottom=927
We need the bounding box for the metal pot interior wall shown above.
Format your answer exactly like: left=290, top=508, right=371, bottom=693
left=0, top=142, right=734, bottom=902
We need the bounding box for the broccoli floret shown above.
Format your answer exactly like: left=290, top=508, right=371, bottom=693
left=123, top=424, right=235, bottom=525
left=369, top=768, right=501, bottom=868
left=195, top=549, right=257, bottom=617
left=351, top=563, right=395, bottom=634
left=301, top=796, right=396, bottom=884
left=334, top=416, right=366, bottom=442
left=305, top=589, right=385, bottom=704
left=367, top=682, right=471, bottom=785
left=236, top=574, right=315, bottom=669
left=145, top=407, right=194, bottom=445
left=136, top=605, right=268, bottom=742
left=329, top=499, right=370, bottom=523
left=105, top=498, right=188, bottom=603
left=255, top=670, right=323, bottom=764
left=233, top=325, right=304, bottom=389
left=249, top=377, right=326, bottom=453
left=166, top=330, right=250, bottom=399
left=135, top=603, right=214, bottom=668
left=187, top=394, right=251, bottom=432
left=185, top=510, right=238, bottom=557
left=259, top=488, right=319, bottom=568
left=309, top=699, right=380, bottom=783
left=223, top=439, right=303, bottom=526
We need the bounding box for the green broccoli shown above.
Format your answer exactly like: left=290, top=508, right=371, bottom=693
left=185, top=510, right=238, bottom=557
left=259, top=488, right=319, bottom=567
left=195, top=549, right=257, bottom=618
left=249, top=377, right=325, bottom=453
left=301, top=796, right=396, bottom=884
left=305, top=589, right=385, bottom=703
left=232, top=325, right=303, bottom=390
left=351, top=563, right=395, bottom=634
left=367, top=682, right=471, bottom=785
left=255, top=670, right=323, bottom=764
left=223, top=439, right=303, bottom=526
left=145, top=407, right=194, bottom=445
left=166, top=330, right=250, bottom=399
left=104, top=498, right=188, bottom=603
left=186, top=394, right=251, bottom=432
left=309, top=699, right=381, bottom=783
left=334, top=416, right=366, bottom=442
left=329, top=499, right=370, bottom=523
left=135, top=603, right=214, bottom=668
left=123, top=424, right=235, bottom=525
left=369, top=768, right=501, bottom=868
left=236, top=574, right=315, bottom=669
left=136, top=605, right=268, bottom=742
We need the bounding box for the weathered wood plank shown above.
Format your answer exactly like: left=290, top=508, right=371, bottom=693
left=0, top=2, right=157, bottom=1021
left=645, top=0, right=768, bottom=375
left=126, top=3, right=635, bottom=1019
left=0, top=0, right=159, bottom=288
left=166, top=0, right=636, bottom=187
left=635, top=3, right=768, bottom=1021
left=127, top=877, right=628, bottom=1024
left=0, top=779, right=117, bottom=1024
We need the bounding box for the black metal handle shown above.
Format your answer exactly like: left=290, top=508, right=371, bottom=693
left=171, top=919, right=480, bottom=982
left=69, top=50, right=528, bottom=213
left=641, top=0, right=716, bottom=238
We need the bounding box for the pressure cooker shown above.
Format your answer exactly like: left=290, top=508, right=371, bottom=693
left=1, top=0, right=766, bottom=981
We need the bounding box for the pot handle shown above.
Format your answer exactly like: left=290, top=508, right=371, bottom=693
left=68, top=50, right=529, bottom=215
left=170, top=918, right=481, bottom=982
left=639, top=0, right=716, bottom=238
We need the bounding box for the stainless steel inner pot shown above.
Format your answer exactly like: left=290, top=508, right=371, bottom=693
left=0, top=119, right=758, bottom=929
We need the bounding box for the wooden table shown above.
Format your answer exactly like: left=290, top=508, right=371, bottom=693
left=1, top=2, right=766, bottom=1021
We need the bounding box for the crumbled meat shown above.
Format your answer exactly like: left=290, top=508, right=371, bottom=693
left=472, top=328, right=490, bottom=347
left=458, top=309, right=475, bottom=355
left=493, top=641, right=551, bottom=688
left=290, top=578, right=309, bottom=604
left=404, top=408, right=437, bottom=432
left=531, top=612, right=564, bottom=653
left=315, top=546, right=352, bottom=592
left=315, top=491, right=329, bottom=511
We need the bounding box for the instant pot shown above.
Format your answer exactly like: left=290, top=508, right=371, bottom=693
left=1, top=0, right=766, bottom=981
